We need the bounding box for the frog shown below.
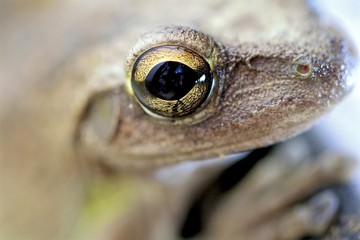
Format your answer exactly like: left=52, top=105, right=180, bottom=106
left=0, top=0, right=358, bottom=240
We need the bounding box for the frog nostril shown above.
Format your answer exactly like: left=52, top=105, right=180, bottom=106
left=297, top=64, right=310, bottom=74
left=295, top=63, right=313, bottom=78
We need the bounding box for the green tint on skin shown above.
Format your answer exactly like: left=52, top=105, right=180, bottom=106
left=73, top=178, right=137, bottom=240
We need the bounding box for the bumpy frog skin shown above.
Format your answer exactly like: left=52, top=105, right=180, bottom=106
left=79, top=3, right=355, bottom=169
left=0, top=0, right=357, bottom=240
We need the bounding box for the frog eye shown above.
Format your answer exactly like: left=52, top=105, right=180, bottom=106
left=78, top=91, right=120, bottom=143
left=130, top=46, right=214, bottom=118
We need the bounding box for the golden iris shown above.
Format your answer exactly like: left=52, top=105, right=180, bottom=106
left=131, top=46, right=213, bottom=118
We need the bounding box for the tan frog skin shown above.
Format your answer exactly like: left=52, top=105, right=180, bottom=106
left=0, top=0, right=358, bottom=240
left=80, top=3, right=356, bottom=169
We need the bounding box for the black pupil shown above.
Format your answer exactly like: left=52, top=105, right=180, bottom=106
left=145, top=61, right=201, bottom=100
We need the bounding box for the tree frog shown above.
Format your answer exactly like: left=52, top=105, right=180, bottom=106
left=0, top=0, right=358, bottom=239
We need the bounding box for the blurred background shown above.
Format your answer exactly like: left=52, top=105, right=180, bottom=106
left=314, top=0, right=360, bottom=181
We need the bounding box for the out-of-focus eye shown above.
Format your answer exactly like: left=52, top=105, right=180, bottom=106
left=130, top=46, right=214, bottom=118
left=78, top=91, right=120, bottom=143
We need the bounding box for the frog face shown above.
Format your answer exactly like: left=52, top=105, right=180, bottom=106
left=76, top=24, right=356, bottom=169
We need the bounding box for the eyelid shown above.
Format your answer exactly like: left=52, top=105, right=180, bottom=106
left=124, top=25, right=224, bottom=124
left=125, top=25, right=219, bottom=96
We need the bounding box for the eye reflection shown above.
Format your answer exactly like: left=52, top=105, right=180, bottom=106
left=145, top=61, right=200, bottom=100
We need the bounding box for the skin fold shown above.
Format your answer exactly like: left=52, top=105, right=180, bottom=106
left=0, top=0, right=358, bottom=239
